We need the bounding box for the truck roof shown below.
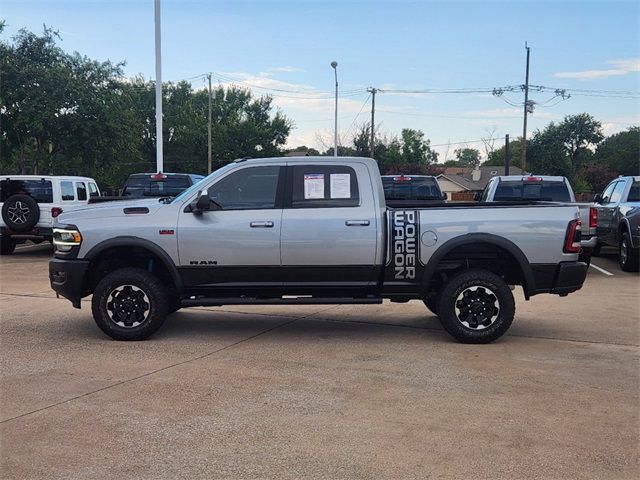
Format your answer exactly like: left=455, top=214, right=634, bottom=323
left=493, top=175, right=568, bottom=182
left=233, top=156, right=378, bottom=167
left=1, top=175, right=98, bottom=182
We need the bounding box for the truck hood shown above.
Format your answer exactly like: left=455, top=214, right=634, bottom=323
left=57, top=198, right=165, bottom=223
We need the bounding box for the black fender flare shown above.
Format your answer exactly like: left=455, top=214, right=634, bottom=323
left=422, top=233, right=535, bottom=298
left=85, top=236, right=183, bottom=292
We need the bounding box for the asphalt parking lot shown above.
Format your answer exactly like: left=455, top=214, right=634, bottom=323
left=1, top=243, right=638, bottom=479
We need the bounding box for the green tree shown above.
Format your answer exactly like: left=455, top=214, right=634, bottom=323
left=484, top=138, right=523, bottom=169
left=593, top=127, right=639, bottom=176
left=0, top=27, right=139, bottom=179
left=453, top=147, right=481, bottom=167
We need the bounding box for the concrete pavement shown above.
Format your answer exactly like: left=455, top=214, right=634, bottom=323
left=1, top=244, right=638, bottom=479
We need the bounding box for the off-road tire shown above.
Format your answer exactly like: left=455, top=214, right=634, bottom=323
left=0, top=236, right=16, bottom=255
left=92, top=268, right=168, bottom=341
left=619, top=232, right=639, bottom=272
left=1, top=194, right=39, bottom=232
left=437, top=269, right=515, bottom=344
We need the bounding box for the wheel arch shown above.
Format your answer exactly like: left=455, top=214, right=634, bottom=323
left=422, top=233, right=535, bottom=299
left=84, top=236, right=182, bottom=293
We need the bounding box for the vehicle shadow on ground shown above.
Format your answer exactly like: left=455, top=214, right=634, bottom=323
left=35, top=308, right=451, bottom=344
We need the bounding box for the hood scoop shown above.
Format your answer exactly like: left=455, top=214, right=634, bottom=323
left=123, top=207, right=149, bottom=215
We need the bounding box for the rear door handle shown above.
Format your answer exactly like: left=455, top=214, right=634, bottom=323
left=345, top=220, right=370, bottom=226
left=250, top=221, right=274, bottom=228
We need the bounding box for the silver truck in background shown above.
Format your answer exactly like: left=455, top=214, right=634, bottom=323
left=479, top=175, right=597, bottom=262
left=49, top=157, right=588, bottom=344
left=593, top=176, right=640, bottom=271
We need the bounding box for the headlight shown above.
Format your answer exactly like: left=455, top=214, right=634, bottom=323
left=53, top=228, right=82, bottom=252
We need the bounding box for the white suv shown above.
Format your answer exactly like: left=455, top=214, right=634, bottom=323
left=1, top=175, right=100, bottom=254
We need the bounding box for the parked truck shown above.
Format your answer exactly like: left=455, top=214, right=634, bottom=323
left=479, top=175, right=598, bottom=263
left=592, top=176, right=640, bottom=272
left=49, top=157, right=588, bottom=343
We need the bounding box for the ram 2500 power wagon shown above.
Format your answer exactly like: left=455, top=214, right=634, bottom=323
left=49, top=157, right=588, bottom=343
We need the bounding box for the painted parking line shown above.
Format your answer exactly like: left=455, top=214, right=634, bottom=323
left=590, top=263, right=614, bottom=276
left=15, top=243, right=50, bottom=251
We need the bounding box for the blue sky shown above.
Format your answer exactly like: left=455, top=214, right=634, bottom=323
left=3, top=0, right=639, bottom=159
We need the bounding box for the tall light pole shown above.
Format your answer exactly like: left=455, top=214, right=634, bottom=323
left=521, top=42, right=530, bottom=173
left=331, top=61, right=338, bottom=157
left=154, top=0, right=163, bottom=173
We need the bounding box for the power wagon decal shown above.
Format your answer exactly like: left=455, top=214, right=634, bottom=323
left=385, top=210, right=425, bottom=283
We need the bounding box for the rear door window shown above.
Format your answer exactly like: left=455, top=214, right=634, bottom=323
left=290, top=165, right=359, bottom=208
left=60, top=181, right=75, bottom=201
left=76, top=182, right=87, bottom=201
left=494, top=180, right=571, bottom=202
left=0, top=179, right=54, bottom=203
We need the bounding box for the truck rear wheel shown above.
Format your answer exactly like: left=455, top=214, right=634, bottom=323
left=91, top=268, right=168, bottom=341
left=437, top=269, right=515, bottom=344
left=619, top=232, right=639, bottom=272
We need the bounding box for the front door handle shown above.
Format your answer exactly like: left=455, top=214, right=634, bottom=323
left=345, top=220, right=370, bottom=226
left=250, top=221, right=274, bottom=228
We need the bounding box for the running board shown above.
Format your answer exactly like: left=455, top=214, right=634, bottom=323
left=181, top=297, right=383, bottom=307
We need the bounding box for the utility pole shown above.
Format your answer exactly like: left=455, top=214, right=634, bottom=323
left=154, top=0, right=163, bottom=173
left=367, top=87, right=377, bottom=158
left=504, top=134, right=511, bottom=176
left=521, top=42, right=530, bottom=173
left=207, top=73, right=212, bottom=174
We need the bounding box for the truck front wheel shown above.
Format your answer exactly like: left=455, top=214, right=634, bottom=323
left=91, top=268, right=169, bottom=341
left=437, top=269, right=515, bottom=344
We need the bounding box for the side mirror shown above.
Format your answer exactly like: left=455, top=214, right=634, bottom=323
left=441, top=192, right=448, bottom=200
left=196, top=192, right=211, bottom=211
left=188, top=190, right=221, bottom=213
left=593, top=193, right=602, bottom=203
left=473, top=192, right=481, bottom=202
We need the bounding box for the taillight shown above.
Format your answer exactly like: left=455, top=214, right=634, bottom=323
left=525, top=176, right=542, bottom=182
left=151, top=172, right=167, bottom=180
left=589, top=207, right=597, bottom=228
left=51, top=207, right=63, bottom=218
left=563, top=219, right=582, bottom=253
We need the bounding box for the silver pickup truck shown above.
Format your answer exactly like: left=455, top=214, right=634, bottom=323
left=480, top=175, right=598, bottom=262
left=49, top=157, right=588, bottom=344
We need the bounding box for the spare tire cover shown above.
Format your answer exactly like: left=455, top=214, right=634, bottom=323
left=2, top=194, right=40, bottom=232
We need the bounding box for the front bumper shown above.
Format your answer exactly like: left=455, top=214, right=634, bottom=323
left=530, top=261, right=588, bottom=296
left=49, top=258, right=90, bottom=309
left=1, top=226, right=53, bottom=239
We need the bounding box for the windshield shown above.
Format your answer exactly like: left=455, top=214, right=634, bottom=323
left=382, top=176, right=442, bottom=200
left=494, top=180, right=571, bottom=202
left=170, top=164, right=235, bottom=204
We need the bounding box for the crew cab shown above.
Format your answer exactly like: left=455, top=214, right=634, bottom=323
left=480, top=175, right=597, bottom=262
left=593, top=176, right=640, bottom=272
left=49, top=157, right=588, bottom=343
left=1, top=175, right=100, bottom=254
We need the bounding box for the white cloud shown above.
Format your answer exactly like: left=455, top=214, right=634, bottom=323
left=554, top=58, right=640, bottom=80
left=268, top=66, right=306, bottom=73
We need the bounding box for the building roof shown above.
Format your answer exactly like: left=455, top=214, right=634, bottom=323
left=437, top=165, right=524, bottom=191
